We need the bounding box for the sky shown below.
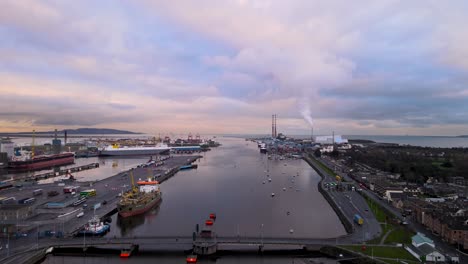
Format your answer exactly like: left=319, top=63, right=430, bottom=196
left=1, top=0, right=468, bottom=136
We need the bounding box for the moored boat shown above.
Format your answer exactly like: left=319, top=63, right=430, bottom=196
left=99, top=143, right=171, bottom=156
left=77, top=215, right=110, bottom=236
left=117, top=172, right=162, bottom=218
left=9, top=152, right=75, bottom=171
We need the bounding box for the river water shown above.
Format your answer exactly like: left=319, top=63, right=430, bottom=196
left=41, top=137, right=345, bottom=263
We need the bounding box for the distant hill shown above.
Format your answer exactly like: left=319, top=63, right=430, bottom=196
left=0, top=128, right=141, bottom=135
left=457, top=135, right=468, bottom=138
left=61, top=128, right=141, bottom=134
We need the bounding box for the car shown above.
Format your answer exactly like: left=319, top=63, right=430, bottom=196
left=365, top=209, right=369, bottom=212
left=102, top=200, right=107, bottom=205
left=82, top=204, right=88, bottom=208
left=76, top=212, right=84, bottom=218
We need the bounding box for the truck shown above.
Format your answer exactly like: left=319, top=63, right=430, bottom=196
left=354, top=214, right=364, bottom=225
left=32, top=189, right=43, bottom=196
left=80, top=189, right=96, bottom=197
left=18, top=197, right=36, bottom=204
left=63, top=186, right=79, bottom=194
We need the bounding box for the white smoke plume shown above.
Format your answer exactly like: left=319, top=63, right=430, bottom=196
left=300, top=101, right=314, bottom=127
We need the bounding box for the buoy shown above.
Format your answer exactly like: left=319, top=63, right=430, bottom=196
left=120, top=249, right=131, bottom=258
left=205, top=220, right=214, bottom=226
left=209, top=213, right=216, bottom=220
left=186, top=255, right=198, bottom=263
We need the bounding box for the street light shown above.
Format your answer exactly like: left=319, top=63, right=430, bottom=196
left=260, top=224, right=264, bottom=248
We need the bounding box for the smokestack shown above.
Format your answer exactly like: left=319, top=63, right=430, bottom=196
left=272, top=115, right=275, bottom=138
left=274, top=114, right=278, bottom=138
left=54, top=129, right=58, bottom=140
left=64, top=130, right=67, bottom=144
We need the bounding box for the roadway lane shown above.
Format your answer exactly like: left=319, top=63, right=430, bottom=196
left=303, top=155, right=381, bottom=243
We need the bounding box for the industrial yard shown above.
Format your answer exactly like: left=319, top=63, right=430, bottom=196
left=0, top=155, right=201, bottom=238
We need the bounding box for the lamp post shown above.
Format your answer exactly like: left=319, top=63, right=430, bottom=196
left=260, top=224, right=264, bottom=247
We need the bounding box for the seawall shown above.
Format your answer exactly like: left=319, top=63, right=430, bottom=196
left=302, top=155, right=354, bottom=234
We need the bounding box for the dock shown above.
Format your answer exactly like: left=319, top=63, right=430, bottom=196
left=0, top=155, right=201, bottom=239
left=16, top=163, right=100, bottom=182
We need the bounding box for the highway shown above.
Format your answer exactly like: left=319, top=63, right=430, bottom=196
left=303, top=155, right=381, bottom=244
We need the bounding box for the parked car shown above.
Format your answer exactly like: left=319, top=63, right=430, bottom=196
left=47, top=191, right=59, bottom=197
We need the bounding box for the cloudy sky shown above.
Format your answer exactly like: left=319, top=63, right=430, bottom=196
left=1, top=0, right=468, bottom=136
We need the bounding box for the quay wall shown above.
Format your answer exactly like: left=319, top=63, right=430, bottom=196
left=302, top=155, right=354, bottom=234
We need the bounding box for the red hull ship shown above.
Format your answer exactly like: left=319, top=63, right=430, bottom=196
left=8, top=152, right=75, bottom=171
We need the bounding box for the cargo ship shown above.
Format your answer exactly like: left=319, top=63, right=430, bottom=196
left=8, top=152, right=75, bottom=171
left=99, top=143, right=171, bottom=156
left=117, top=173, right=162, bottom=218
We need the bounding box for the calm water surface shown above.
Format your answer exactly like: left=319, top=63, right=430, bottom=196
left=104, top=137, right=346, bottom=239
left=43, top=137, right=345, bottom=263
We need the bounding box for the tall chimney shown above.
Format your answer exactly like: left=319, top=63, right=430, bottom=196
left=64, top=130, right=67, bottom=145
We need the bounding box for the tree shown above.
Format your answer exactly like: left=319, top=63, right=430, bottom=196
left=314, top=148, right=321, bottom=158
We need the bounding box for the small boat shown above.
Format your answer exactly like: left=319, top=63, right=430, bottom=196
left=180, top=164, right=198, bottom=170
left=268, top=178, right=272, bottom=182
left=283, top=188, right=286, bottom=191
left=120, top=249, right=131, bottom=258
left=186, top=255, right=198, bottom=263
left=271, top=193, right=275, bottom=197
left=77, top=215, right=110, bottom=236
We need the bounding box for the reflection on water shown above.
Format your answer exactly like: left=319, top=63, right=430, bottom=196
left=117, top=200, right=162, bottom=237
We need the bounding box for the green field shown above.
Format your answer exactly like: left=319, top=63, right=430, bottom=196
left=385, top=227, right=414, bottom=245
left=342, top=245, right=418, bottom=262
left=365, top=196, right=387, bottom=222
left=364, top=192, right=415, bottom=245
left=309, top=155, right=336, bottom=176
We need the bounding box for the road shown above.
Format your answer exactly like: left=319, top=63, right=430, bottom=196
left=303, top=155, right=381, bottom=244
left=318, top=155, right=467, bottom=263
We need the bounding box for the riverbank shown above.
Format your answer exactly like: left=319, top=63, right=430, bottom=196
left=302, top=155, right=353, bottom=234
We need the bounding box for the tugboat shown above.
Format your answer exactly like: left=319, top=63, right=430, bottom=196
left=117, top=171, right=162, bottom=218
left=77, top=215, right=110, bottom=236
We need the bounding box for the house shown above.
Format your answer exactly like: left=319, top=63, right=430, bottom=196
left=406, top=244, right=445, bottom=262
left=412, top=232, right=434, bottom=248
left=406, top=233, right=445, bottom=262
left=386, top=191, right=406, bottom=209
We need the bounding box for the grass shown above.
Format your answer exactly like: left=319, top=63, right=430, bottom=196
left=385, top=227, right=414, bottom=245
left=365, top=196, right=388, bottom=223
left=315, top=159, right=336, bottom=176
left=364, top=195, right=415, bottom=246
left=342, top=245, right=419, bottom=262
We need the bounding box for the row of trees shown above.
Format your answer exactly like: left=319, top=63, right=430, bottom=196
left=344, top=146, right=468, bottom=183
